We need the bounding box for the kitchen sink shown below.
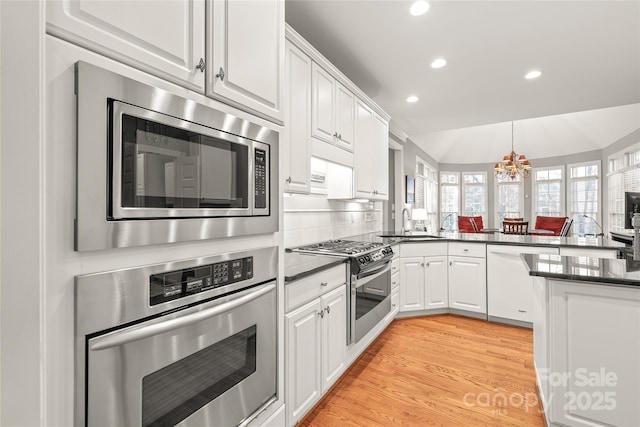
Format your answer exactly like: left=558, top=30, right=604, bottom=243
left=378, top=231, right=444, bottom=239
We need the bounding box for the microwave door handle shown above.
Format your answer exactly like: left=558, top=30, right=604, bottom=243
left=357, top=261, right=391, bottom=282
left=89, top=283, right=275, bottom=351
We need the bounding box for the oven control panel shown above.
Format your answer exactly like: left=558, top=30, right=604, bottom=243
left=150, top=256, right=253, bottom=306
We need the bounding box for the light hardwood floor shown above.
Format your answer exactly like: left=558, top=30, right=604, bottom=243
left=299, top=314, right=545, bottom=426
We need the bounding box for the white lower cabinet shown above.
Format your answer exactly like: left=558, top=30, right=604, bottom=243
left=487, top=245, right=559, bottom=323
left=399, top=243, right=448, bottom=313
left=285, top=266, right=347, bottom=427
left=448, top=255, right=486, bottom=314
left=546, top=280, right=640, bottom=426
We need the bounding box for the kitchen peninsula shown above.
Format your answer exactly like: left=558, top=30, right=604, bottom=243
left=524, top=253, right=640, bottom=427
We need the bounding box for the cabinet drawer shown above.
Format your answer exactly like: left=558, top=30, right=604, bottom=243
left=390, top=257, right=400, bottom=275
left=391, top=271, right=400, bottom=290
left=400, top=242, right=447, bottom=258
left=286, top=265, right=347, bottom=312
left=448, top=242, right=486, bottom=258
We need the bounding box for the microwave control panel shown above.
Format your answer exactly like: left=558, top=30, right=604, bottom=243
left=150, top=256, right=253, bottom=306
left=254, top=148, right=267, bottom=209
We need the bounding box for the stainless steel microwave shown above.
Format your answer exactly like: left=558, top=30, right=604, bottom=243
left=75, top=62, right=278, bottom=251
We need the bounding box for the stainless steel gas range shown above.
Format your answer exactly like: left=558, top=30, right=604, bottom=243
left=292, top=239, right=394, bottom=343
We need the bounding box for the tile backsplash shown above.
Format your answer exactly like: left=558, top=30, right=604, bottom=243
left=284, top=195, right=383, bottom=248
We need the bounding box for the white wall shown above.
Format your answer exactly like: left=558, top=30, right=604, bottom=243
left=284, top=195, right=382, bottom=248
left=1, top=1, right=45, bottom=426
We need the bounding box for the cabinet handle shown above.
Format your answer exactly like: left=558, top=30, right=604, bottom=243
left=338, top=133, right=342, bottom=140
left=320, top=282, right=328, bottom=287
left=463, top=249, right=469, bottom=252
left=392, top=304, right=396, bottom=308
left=518, top=309, right=527, bottom=313
left=215, top=67, right=225, bottom=81
left=195, top=58, right=205, bottom=72
left=318, top=310, right=324, bottom=318
left=333, top=132, right=338, bottom=138
left=392, top=281, right=397, bottom=286
left=421, top=262, right=425, bottom=267
left=426, top=262, right=430, bottom=267
left=325, top=306, right=331, bottom=314
left=450, top=261, right=452, bottom=266
left=285, top=176, right=292, bottom=184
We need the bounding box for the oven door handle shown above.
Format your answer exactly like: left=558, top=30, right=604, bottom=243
left=356, top=261, right=391, bottom=282
left=89, top=283, right=275, bottom=351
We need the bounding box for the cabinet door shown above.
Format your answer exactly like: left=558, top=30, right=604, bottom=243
left=424, top=256, right=448, bottom=309
left=334, top=82, right=354, bottom=152
left=399, top=257, right=425, bottom=311
left=549, top=281, right=640, bottom=427
left=371, top=112, right=389, bottom=199
left=286, top=299, right=322, bottom=426
left=353, top=98, right=375, bottom=198
left=283, top=40, right=311, bottom=193
left=321, top=285, right=347, bottom=393
left=311, top=63, right=336, bottom=144
left=208, top=0, right=284, bottom=124
left=448, top=256, right=487, bottom=314
left=47, top=0, right=205, bottom=90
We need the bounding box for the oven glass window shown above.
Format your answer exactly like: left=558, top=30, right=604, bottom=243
left=141, top=325, right=257, bottom=427
left=119, top=114, right=249, bottom=210
left=356, top=270, right=390, bottom=320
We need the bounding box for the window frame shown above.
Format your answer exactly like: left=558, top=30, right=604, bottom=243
left=461, top=171, right=488, bottom=224
left=567, top=160, right=601, bottom=236
left=440, top=171, right=460, bottom=231
left=494, top=174, right=524, bottom=228
left=531, top=165, right=565, bottom=220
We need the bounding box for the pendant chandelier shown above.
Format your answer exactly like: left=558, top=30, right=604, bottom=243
left=494, top=121, right=532, bottom=179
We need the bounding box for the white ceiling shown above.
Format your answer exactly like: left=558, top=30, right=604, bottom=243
left=285, top=0, right=640, bottom=163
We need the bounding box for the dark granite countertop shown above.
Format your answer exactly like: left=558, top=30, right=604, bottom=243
left=523, top=252, right=640, bottom=288
left=377, top=230, right=627, bottom=251
left=285, top=231, right=627, bottom=283
left=284, top=251, right=347, bottom=283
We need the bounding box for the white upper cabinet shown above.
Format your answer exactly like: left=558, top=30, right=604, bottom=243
left=46, top=0, right=206, bottom=91
left=283, top=40, right=311, bottom=193
left=354, top=98, right=389, bottom=200
left=311, top=63, right=354, bottom=152
left=208, top=0, right=285, bottom=124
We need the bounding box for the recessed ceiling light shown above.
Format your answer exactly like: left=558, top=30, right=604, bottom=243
left=406, top=95, right=419, bottom=103
left=525, top=70, right=542, bottom=80
left=410, top=1, right=430, bottom=16
left=431, top=58, right=447, bottom=69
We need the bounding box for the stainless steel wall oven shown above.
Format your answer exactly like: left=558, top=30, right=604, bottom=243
left=75, top=61, right=278, bottom=251
left=75, top=247, right=278, bottom=426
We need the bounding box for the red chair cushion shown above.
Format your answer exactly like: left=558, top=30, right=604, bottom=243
left=458, top=216, right=484, bottom=233
left=534, top=216, right=567, bottom=236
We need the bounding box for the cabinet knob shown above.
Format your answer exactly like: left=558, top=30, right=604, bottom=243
left=215, top=67, right=225, bottom=81
left=392, top=303, right=396, bottom=308
left=450, top=261, right=452, bottom=266
left=285, top=176, right=292, bottom=184
left=421, top=262, right=425, bottom=267
left=326, top=306, right=331, bottom=314
left=463, top=248, right=469, bottom=252
left=318, top=310, right=325, bottom=318
left=195, top=58, right=205, bottom=72
left=333, top=132, right=338, bottom=138
left=338, top=133, right=342, bottom=140
left=320, top=282, right=328, bottom=287
left=426, top=262, right=430, bottom=267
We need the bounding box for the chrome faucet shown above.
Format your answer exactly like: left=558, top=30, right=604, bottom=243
left=633, top=213, right=640, bottom=261
left=401, top=207, right=411, bottom=234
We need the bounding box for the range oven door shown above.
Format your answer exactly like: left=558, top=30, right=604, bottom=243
left=351, top=262, right=391, bottom=343
left=84, top=283, right=276, bottom=427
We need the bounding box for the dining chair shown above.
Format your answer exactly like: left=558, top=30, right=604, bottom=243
left=559, top=219, right=573, bottom=237
left=503, top=221, right=529, bottom=235
left=531, top=215, right=567, bottom=236
left=458, top=215, right=484, bottom=233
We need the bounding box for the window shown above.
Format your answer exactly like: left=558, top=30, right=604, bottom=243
left=532, top=166, right=564, bottom=218
left=462, top=172, right=487, bottom=221
left=414, top=158, right=438, bottom=232
left=440, top=172, right=459, bottom=231
left=608, top=144, right=640, bottom=232
left=494, top=174, right=524, bottom=228
left=568, top=161, right=600, bottom=236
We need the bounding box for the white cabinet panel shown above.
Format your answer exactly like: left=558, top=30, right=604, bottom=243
left=311, top=64, right=336, bottom=144
left=448, top=256, right=486, bottom=314
left=335, top=82, right=355, bottom=151
left=208, top=0, right=284, bottom=123
left=424, top=256, right=448, bottom=309
left=321, top=286, right=347, bottom=393
left=399, top=257, right=425, bottom=311
left=283, top=40, right=311, bottom=193
left=354, top=98, right=388, bottom=200
left=47, top=0, right=205, bottom=90
left=548, top=281, right=640, bottom=427
left=285, top=299, right=322, bottom=426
